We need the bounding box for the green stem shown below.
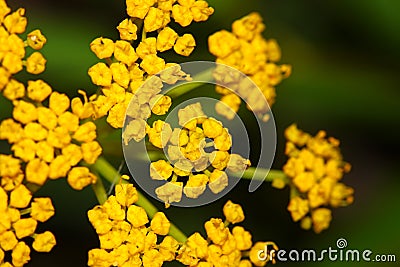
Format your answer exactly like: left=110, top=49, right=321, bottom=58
left=236, top=167, right=289, bottom=183
left=92, top=157, right=187, bottom=243
left=167, top=68, right=214, bottom=99
left=91, top=173, right=108, bottom=205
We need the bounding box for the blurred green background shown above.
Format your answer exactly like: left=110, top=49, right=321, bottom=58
left=2, top=0, right=400, bottom=266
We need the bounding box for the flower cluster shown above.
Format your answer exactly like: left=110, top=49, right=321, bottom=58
left=208, top=12, right=291, bottom=121
left=146, top=103, right=251, bottom=206
left=279, top=124, right=354, bottom=233
left=87, top=0, right=214, bottom=128
left=0, top=185, right=56, bottom=266
left=177, top=200, right=278, bottom=266
left=0, top=0, right=101, bottom=191
left=87, top=179, right=179, bottom=267
left=122, top=68, right=191, bottom=146
left=88, top=185, right=278, bottom=267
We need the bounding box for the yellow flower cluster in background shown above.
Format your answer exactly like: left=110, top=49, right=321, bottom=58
left=279, top=124, right=354, bottom=233
left=208, top=12, right=291, bottom=121
left=177, top=200, right=277, bottom=267
left=87, top=0, right=214, bottom=128
left=146, top=103, right=251, bottom=206
left=0, top=185, right=56, bottom=266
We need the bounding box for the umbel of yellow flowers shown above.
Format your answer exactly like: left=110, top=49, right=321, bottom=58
left=87, top=178, right=278, bottom=267
left=282, top=124, right=354, bottom=233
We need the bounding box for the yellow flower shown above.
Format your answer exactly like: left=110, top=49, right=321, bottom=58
left=2, top=52, right=23, bottom=74
left=58, top=111, right=79, bottom=132
left=210, top=151, right=230, bottom=170
left=287, top=196, right=309, bottom=222
left=0, top=119, right=24, bottom=143
left=37, top=107, right=57, bottom=130
left=25, top=158, right=49, bottom=185
left=71, top=92, right=94, bottom=120
left=12, top=100, right=37, bottom=124
left=150, top=160, right=173, bottom=180
left=48, top=155, right=71, bottom=179
left=155, top=181, right=183, bottom=207
left=88, top=62, right=112, bottom=87
left=232, top=12, right=265, bottom=41
left=11, top=138, right=36, bottom=162
left=9, top=184, right=32, bottom=209
left=292, top=172, right=315, bottom=193
left=110, top=62, right=130, bottom=88
left=136, top=37, right=157, bottom=59
left=174, top=34, right=196, bottom=56
left=117, top=18, right=138, bottom=41
left=90, top=37, right=114, bottom=59
left=0, top=154, right=21, bottom=178
left=150, top=94, right=172, bottom=115
left=150, top=212, right=170, bottom=235
left=208, top=169, right=228, bottom=194
left=2, top=79, right=25, bottom=100
left=27, top=79, right=52, bottom=102
left=183, top=174, right=208, bottom=198
left=147, top=120, right=172, bottom=148
left=24, top=122, right=48, bottom=141
left=127, top=205, right=149, bottom=228
left=223, top=200, right=245, bottom=224
left=171, top=3, right=193, bottom=27
left=81, top=141, right=102, bottom=164
left=159, top=236, right=179, bottom=261
left=32, top=231, right=56, bottom=252
left=232, top=226, right=252, bottom=250
left=204, top=218, right=229, bottom=245
left=311, top=208, right=332, bottom=234
left=49, top=91, right=70, bottom=116
left=142, top=249, right=164, bottom=267
left=25, top=52, right=46, bottom=74
left=156, top=27, right=178, bottom=52
left=126, top=0, right=156, bottom=19
left=114, top=40, right=138, bottom=66
left=122, top=118, right=148, bottom=144
left=202, top=118, right=223, bottom=139
left=191, top=1, right=214, bottom=22
left=67, top=167, right=97, bottom=190
left=213, top=128, right=232, bottom=151
left=27, top=29, right=47, bottom=50
left=330, top=183, right=354, bottom=208
left=13, top=218, right=37, bottom=239
left=3, top=8, right=27, bottom=34
left=46, top=126, right=71, bottom=148
left=115, top=183, right=138, bottom=207
left=181, top=235, right=206, bottom=262
left=0, top=231, right=18, bottom=251
left=140, top=54, right=166, bottom=75
left=208, top=30, right=240, bottom=58
left=30, top=197, right=55, bottom=222
left=73, top=121, right=97, bottom=142
left=144, top=7, right=167, bottom=32
left=11, top=242, right=31, bottom=266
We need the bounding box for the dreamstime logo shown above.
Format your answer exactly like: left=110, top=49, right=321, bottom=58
left=258, top=238, right=397, bottom=263
left=122, top=61, right=277, bottom=207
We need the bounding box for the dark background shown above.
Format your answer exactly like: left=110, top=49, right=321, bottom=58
left=1, top=0, right=400, bottom=266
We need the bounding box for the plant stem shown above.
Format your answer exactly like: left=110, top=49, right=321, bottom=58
left=91, top=173, right=108, bottom=205
left=234, top=167, right=289, bottom=183
left=92, top=157, right=188, bottom=243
